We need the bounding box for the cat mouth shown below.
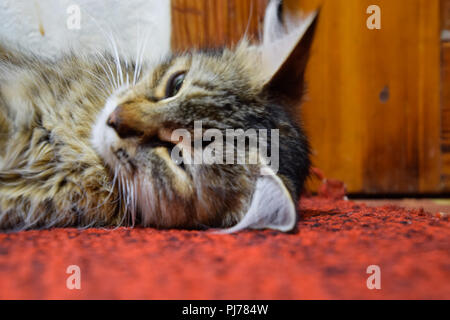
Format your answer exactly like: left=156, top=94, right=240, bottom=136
left=147, top=129, right=187, bottom=170
left=109, top=127, right=186, bottom=172
left=142, top=136, right=177, bottom=150
left=142, top=135, right=186, bottom=171
left=112, top=140, right=185, bottom=172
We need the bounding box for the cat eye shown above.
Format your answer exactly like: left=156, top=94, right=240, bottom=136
left=165, top=71, right=186, bottom=99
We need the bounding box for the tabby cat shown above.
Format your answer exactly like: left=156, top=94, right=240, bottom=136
left=0, top=0, right=317, bottom=232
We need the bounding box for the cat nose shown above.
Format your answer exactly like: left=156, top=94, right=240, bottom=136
left=106, top=111, right=119, bottom=130
left=106, top=107, right=141, bottom=138
left=106, top=109, right=125, bottom=135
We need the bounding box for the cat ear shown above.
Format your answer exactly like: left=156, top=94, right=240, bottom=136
left=261, top=0, right=319, bottom=102
left=219, top=166, right=297, bottom=233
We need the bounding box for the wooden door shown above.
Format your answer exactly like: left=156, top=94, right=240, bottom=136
left=441, top=0, right=450, bottom=190
left=171, top=0, right=443, bottom=195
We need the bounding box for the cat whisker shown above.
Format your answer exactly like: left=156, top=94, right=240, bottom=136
left=112, top=162, right=139, bottom=228
left=117, top=173, right=127, bottom=227
left=125, top=59, right=130, bottom=87
left=133, top=24, right=140, bottom=85
left=108, top=33, right=124, bottom=88
left=126, top=177, right=135, bottom=226
left=94, top=51, right=118, bottom=90
left=82, top=68, right=112, bottom=98
left=125, top=177, right=130, bottom=225
left=133, top=24, right=146, bottom=86
left=75, top=4, right=122, bottom=89
left=242, top=0, right=255, bottom=40
left=91, top=51, right=117, bottom=91
left=134, top=28, right=151, bottom=85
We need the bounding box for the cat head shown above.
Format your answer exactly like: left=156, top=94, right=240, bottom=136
left=91, top=0, right=318, bottom=232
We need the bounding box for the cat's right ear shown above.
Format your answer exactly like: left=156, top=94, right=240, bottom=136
left=217, top=165, right=297, bottom=234
left=260, top=0, right=319, bottom=103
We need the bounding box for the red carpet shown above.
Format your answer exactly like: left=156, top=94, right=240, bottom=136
left=0, top=197, right=448, bottom=299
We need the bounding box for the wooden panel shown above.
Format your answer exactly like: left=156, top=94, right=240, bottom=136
left=171, top=0, right=267, bottom=51
left=441, top=0, right=450, bottom=188
left=441, top=42, right=450, bottom=187
left=442, top=0, right=450, bottom=32
left=442, top=43, right=450, bottom=150
left=171, top=0, right=442, bottom=194
left=296, top=0, right=441, bottom=194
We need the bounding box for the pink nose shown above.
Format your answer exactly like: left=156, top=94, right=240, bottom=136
left=106, top=109, right=119, bottom=131
left=106, top=107, right=140, bottom=138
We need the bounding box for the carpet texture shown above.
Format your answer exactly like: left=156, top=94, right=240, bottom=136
left=0, top=197, right=448, bottom=299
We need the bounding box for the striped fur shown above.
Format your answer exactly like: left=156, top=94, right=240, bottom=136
left=0, top=1, right=316, bottom=232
